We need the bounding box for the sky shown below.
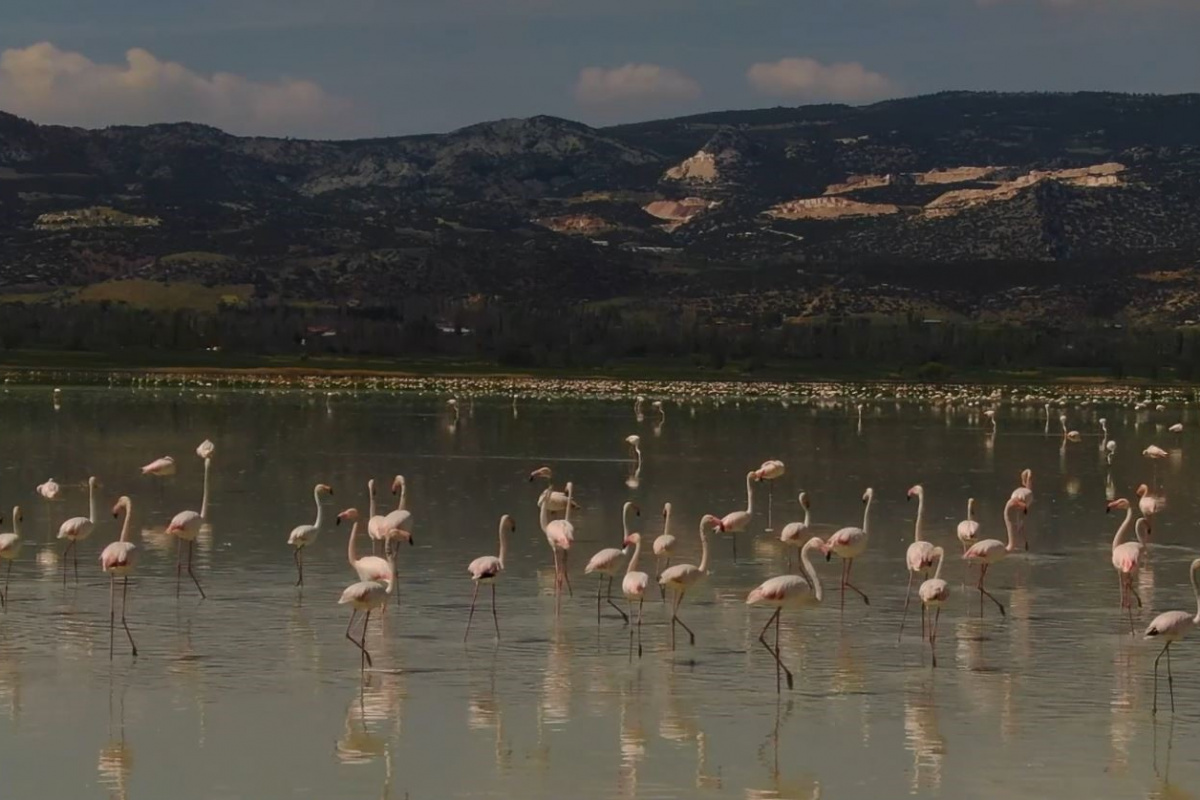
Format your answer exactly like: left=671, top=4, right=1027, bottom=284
left=1, top=0, right=1198, bottom=139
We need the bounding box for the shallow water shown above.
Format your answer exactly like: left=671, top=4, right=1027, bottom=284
left=0, top=388, right=1198, bottom=799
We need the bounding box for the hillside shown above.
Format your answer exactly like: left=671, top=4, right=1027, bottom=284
left=3, top=91, right=1200, bottom=328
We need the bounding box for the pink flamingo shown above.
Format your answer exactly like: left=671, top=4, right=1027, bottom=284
left=824, top=487, right=873, bottom=608
left=963, top=496, right=1025, bottom=617
left=956, top=498, right=979, bottom=553
left=102, top=497, right=139, bottom=659
left=381, top=475, right=413, bottom=555
left=165, top=455, right=211, bottom=599
left=746, top=535, right=824, bottom=691
left=1010, top=469, right=1032, bottom=549
left=342, top=508, right=396, bottom=583
left=287, top=484, right=334, bottom=587
left=584, top=501, right=638, bottom=624
left=720, top=470, right=758, bottom=561
left=1144, top=558, right=1200, bottom=714
left=338, top=550, right=397, bottom=672
left=918, top=546, right=949, bottom=666
left=0, top=507, right=22, bottom=609
left=899, top=485, right=937, bottom=640
left=1136, top=484, right=1164, bottom=537
left=1108, top=498, right=1147, bottom=634
left=622, top=531, right=650, bottom=658
left=58, top=476, right=100, bottom=585
left=652, top=502, right=676, bottom=600
left=141, top=456, right=175, bottom=497
left=529, top=467, right=578, bottom=517
left=778, top=492, right=812, bottom=571
left=465, top=515, right=513, bottom=641
left=539, top=481, right=575, bottom=599
left=659, top=514, right=723, bottom=649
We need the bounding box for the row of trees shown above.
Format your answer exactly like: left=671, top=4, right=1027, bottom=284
left=0, top=298, right=1194, bottom=379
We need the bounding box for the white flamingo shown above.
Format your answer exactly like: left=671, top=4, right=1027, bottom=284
left=584, top=501, right=638, bottom=624
left=339, top=551, right=397, bottom=672
left=58, top=476, right=100, bottom=585
left=342, top=508, right=393, bottom=583
left=755, top=459, right=785, bottom=532
left=824, top=487, right=873, bottom=609
left=652, top=502, right=676, bottom=598
left=746, top=535, right=824, bottom=691
left=899, top=485, right=937, bottom=640
left=465, top=515, right=513, bottom=641
left=1107, top=498, right=1147, bottom=635
left=1136, top=483, right=1164, bottom=537
left=660, top=514, right=724, bottom=649
left=622, top=532, right=650, bottom=658
left=165, top=455, right=211, bottom=599
left=720, top=470, right=757, bottom=561
left=963, top=496, right=1025, bottom=617
left=1144, top=558, right=1200, bottom=715
left=529, top=467, right=578, bottom=517
left=381, top=475, right=413, bottom=555
left=956, top=498, right=980, bottom=553
left=101, top=497, right=139, bottom=659
left=539, top=481, right=575, bottom=599
left=918, top=546, right=950, bottom=667
left=0, top=507, right=22, bottom=608
left=778, top=492, right=812, bottom=571
left=287, top=484, right=334, bottom=587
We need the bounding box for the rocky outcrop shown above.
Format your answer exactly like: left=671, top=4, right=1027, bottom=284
left=768, top=196, right=900, bottom=220
left=35, top=206, right=160, bottom=230
left=643, top=197, right=719, bottom=228
left=924, top=163, right=1125, bottom=218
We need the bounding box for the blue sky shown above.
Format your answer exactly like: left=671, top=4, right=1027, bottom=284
left=1, top=0, right=1197, bottom=138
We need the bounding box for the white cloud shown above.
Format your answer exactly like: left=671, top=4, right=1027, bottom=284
left=746, top=57, right=895, bottom=102
left=0, top=42, right=353, bottom=137
left=574, top=63, right=701, bottom=107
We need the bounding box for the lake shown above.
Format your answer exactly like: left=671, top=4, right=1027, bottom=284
left=0, top=385, right=1197, bottom=799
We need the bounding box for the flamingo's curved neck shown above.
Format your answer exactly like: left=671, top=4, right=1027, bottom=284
left=199, top=457, right=211, bottom=520
left=626, top=537, right=642, bottom=575
left=800, top=541, right=823, bottom=603
left=368, top=482, right=377, bottom=521
left=744, top=473, right=755, bottom=515
left=397, top=480, right=407, bottom=512
left=663, top=506, right=672, bottom=538
left=931, top=548, right=945, bottom=582
left=1004, top=501, right=1019, bottom=551
left=622, top=503, right=634, bottom=541
left=12, top=508, right=20, bottom=538
left=497, top=522, right=508, bottom=569
left=87, top=480, right=97, bottom=524
left=564, top=485, right=574, bottom=524
left=384, top=557, right=398, bottom=595
left=539, top=491, right=551, bottom=532
left=967, top=501, right=976, bottom=524
left=1191, top=562, right=1200, bottom=624
left=1112, top=507, right=1134, bottom=550
left=314, top=490, right=329, bottom=529
left=862, top=493, right=873, bottom=534
left=118, top=502, right=132, bottom=543
left=697, top=524, right=710, bottom=574
left=802, top=501, right=810, bottom=529
left=347, top=520, right=360, bottom=568
left=913, top=491, right=925, bottom=542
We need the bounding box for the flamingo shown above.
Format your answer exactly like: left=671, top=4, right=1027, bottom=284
left=287, top=484, right=334, bottom=587
left=37, top=478, right=61, bottom=501
left=196, top=439, right=215, bottom=459
left=465, top=515, right=514, bottom=641
left=584, top=501, right=638, bottom=624
left=1106, top=439, right=1117, bottom=465
left=539, top=481, right=575, bottom=599
left=339, top=550, right=398, bottom=672
left=659, top=514, right=723, bottom=649
left=824, top=487, right=873, bottom=608
left=1060, top=415, right=1082, bottom=442
left=755, top=459, right=785, bottom=532
left=102, top=497, right=139, bottom=659
left=746, top=535, right=824, bottom=691
left=1136, top=484, right=1164, bottom=537
left=342, top=508, right=395, bottom=583
left=1099, top=418, right=1110, bottom=452
left=963, top=496, right=1025, bottom=617
left=779, top=492, right=812, bottom=571
left=58, top=475, right=100, bottom=585
left=720, top=470, right=758, bottom=561
left=165, top=455, right=211, bottom=599
left=1107, top=498, right=1147, bottom=635
left=918, top=546, right=950, bottom=667
left=899, top=485, right=937, bottom=641
left=141, top=456, right=176, bottom=477
left=1144, top=558, right=1200, bottom=714
left=381, top=475, right=413, bottom=555
left=1010, top=469, right=1033, bottom=550
left=983, top=409, right=997, bottom=432
left=621, top=531, right=650, bottom=658
left=0, top=507, right=21, bottom=609
left=956, top=498, right=980, bottom=554
left=652, top=502, right=676, bottom=598
left=529, top=467, right=578, bottom=517
left=365, top=479, right=388, bottom=555
left=625, top=435, right=642, bottom=466
left=1169, top=422, right=1184, bottom=433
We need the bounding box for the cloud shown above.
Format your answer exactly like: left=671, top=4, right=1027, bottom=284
left=574, top=63, right=701, bottom=108
left=746, top=57, right=895, bottom=102
left=0, top=42, right=353, bottom=137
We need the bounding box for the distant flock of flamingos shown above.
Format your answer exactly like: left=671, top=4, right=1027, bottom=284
left=1, top=406, right=1198, bottom=716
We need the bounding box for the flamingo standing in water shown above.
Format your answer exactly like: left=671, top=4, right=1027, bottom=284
left=755, top=459, right=785, bottom=532
left=963, top=496, right=1025, bottom=617
left=165, top=455, right=211, bottom=599
left=899, top=485, right=937, bottom=640
left=58, top=476, right=100, bottom=585
left=652, top=502, right=676, bottom=599
left=956, top=498, right=980, bottom=553
left=1060, top=415, right=1082, bottom=442
left=366, top=479, right=391, bottom=555
left=339, top=550, right=397, bottom=672
left=1136, top=484, right=1164, bottom=537
left=779, top=492, right=812, bottom=571
left=621, top=532, right=650, bottom=658
left=465, top=515, right=513, bottom=641
left=381, top=475, right=414, bottom=556
left=1107, top=498, right=1147, bottom=635
left=36, top=479, right=61, bottom=535
left=918, top=546, right=950, bottom=666
left=287, top=484, right=334, bottom=587
left=529, top=467, right=578, bottom=518
left=1010, top=469, right=1033, bottom=549
left=342, top=508, right=395, bottom=583
left=746, top=535, right=824, bottom=691
left=660, top=514, right=723, bottom=650
left=824, top=487, right=873, bottom=609
left=1144, top=558, right=1200, bottom=714
left=720, top=471, right=757, bottom=561
left=539, top=481, right=575, bottom=599
left=584, top=501, right=637, bottom=624
left=102, top=497, right=139, bottom=659
left=0, top=507, right=22, bottom=608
